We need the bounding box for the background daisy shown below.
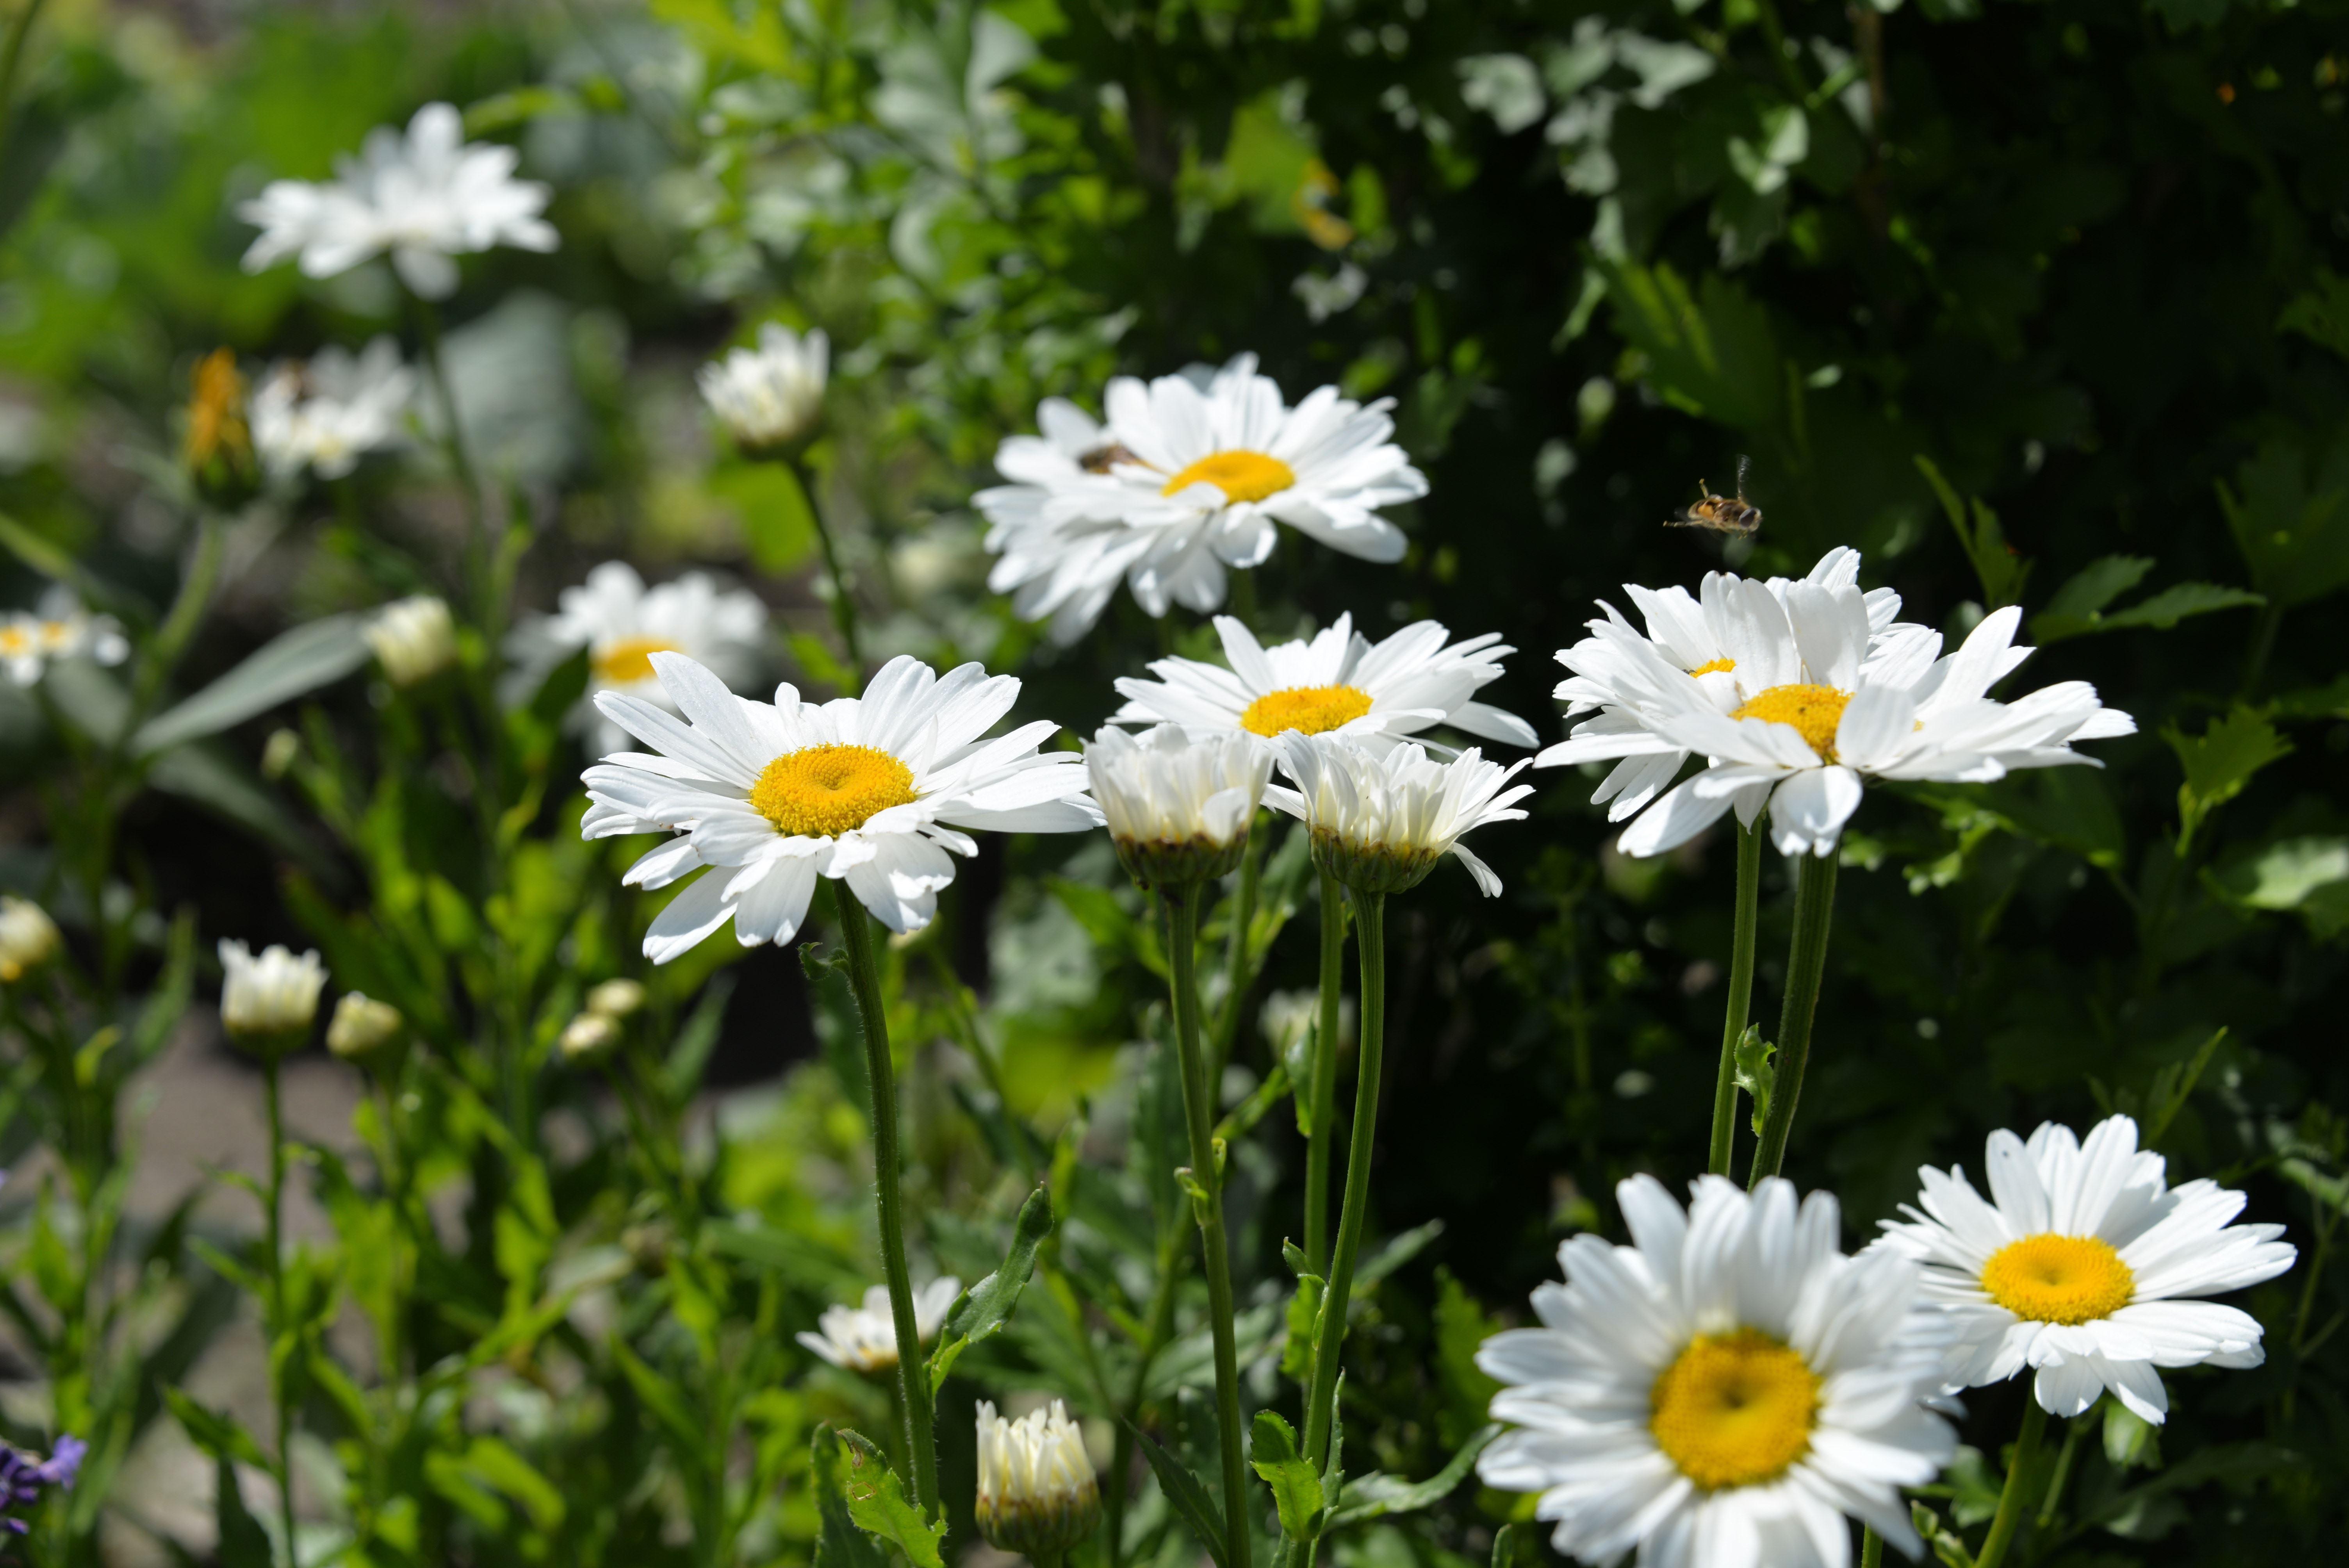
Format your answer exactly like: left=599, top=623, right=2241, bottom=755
left=507, top=561, right=768, bottom=753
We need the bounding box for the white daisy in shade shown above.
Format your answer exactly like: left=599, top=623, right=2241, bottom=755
left=506, top=562, right=767, bottom=753
left=1542, top=548, right=1934, bottom=825
left=581, top=653, right=1099, bottom=962
left=0, top=587, right=128, bottom=686
left=975, top=1399, right=1102, bottom=1557
left=699, top=323, right=828, bottom=453
left=1114, top=613, right=1537, bottom=754
left=976, top=355, right=1424, bottom=640
left=1556, top=583, right=2133, bottom=859
left=1267, top=732, right=1531, bottom=896
left=250, top=337, right=416, bottom=481
left=239, top=102, right=557, bottom=299
left=796, top=1277, right=961, bottom=1373
left=1477, top=1175, right=1957, bottom=1568
left=1875, top=1114, right=2294, bottom=1424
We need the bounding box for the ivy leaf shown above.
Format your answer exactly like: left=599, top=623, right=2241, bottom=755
left=1249, top=1411, right=1325, bottom=1542
left=930, top=1183, right=1055, bottom=1394
left=837, top=1429, right=946, bottom=1568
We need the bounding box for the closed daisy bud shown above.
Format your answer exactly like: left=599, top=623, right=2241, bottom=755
left=974, top=1400, right=1100, bottom=1560
left=325, top=992, right=403, bottom=1061
left=585, top=978, right=646, bottom=1019
left=218, top=940, right=327, bottom=1056
left=182, top=349, right=260, bottom=509
left=560, top=1011, right=619, bottom=1060
left=1085, top=724, right=1271, bottom=889
left=699, top=324, right=827, bottom=454
left=1267, top=732, right=1531, bottom=897
left=0, top=897, right=61, bottom=984
left=365, top=596, right=456, bottom=687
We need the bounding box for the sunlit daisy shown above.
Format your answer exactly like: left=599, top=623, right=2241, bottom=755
left=250, top=337, right=416, bottom=481
left=699, top=323, right=828, bottom=453
left=1552, top=582, right=2133, bottom=859
left=1086, top=723, right=1272, bottom=889
left=796, top=1277, right=961, bottom=1373
left=1113, top=613, right=1537, bottom=754
left=1478, top=1174, right=1957, bottom=1568
left=1, top=588, right=129, bottom=686
left=1267, top=732, right=1531, bottom=895
left=977, top=355, right=1424, bottom=640
left=581, top=653, right=1099, bottom=962
left=1875, top=1114, right=2294, bottom=1424
left=506, top=561, right=767, bottom=753
left=239, top=102, right=558, bottom=299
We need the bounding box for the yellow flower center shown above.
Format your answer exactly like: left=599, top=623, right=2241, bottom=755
left=1731, top=683, right=1852, bottom=760
left=593, top=636, right=683, bottom=686
left=1240, top=684, right=1374, bottom=737
left=749, top=744, right=919, bottom=837
left=1689, top=657, right=1736, bottom=676
left=0, top=626, right=31, bottom=655
left=1162, top=449, right=1297, bottom=504
left=1980, top=1234, right=2135, bottom=1325
left=1649, top=1329, right=1821, bottom=1491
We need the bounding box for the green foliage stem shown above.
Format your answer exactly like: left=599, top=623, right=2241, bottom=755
left=1303, top=868, right=1346, bottom=1273
left=1709, top=820, right=1763, bottom=1178
left=1976, top=1399, right=2050, bottom=1568
left=1747, top=853, right=1838, bottom=1187
left=1302, top=889, right=1385, bottom=1477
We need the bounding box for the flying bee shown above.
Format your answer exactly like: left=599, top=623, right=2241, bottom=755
left=1666, top=456, right=1762, bottom=536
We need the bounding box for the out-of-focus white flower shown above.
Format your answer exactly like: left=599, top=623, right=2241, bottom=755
left=0, top=587, right=129, bottom=687
left=0, top=897, right=61, bottom=984
left=975, top=1399, right=1101, bottom=1557
left=1876, top=1114, right=2296, bottom=1424
left=365, top=595, right=456, bottom=687
left=1267, top=732, right=1531, bottom=896
left=581, top=653, right=1099, bottom=963
left=585, top=978, right=646, bottom=1019
left=219, top=940, right=327, bottom=1053
left=978, top=355, right=1424, bottom=641
left=797, top=1278, right=961, bottom=1373
left=699, top=323, right=828, bottom=452
left=325, top=992, right=403, bottom=1060
left=250, top=338, right=416, bottom=481
left=1114, top=613, right=1535, bottom=754
left=559, top=1010, right=619, bottom=1060
left=1478, top=1175, right=1958, bottom=1568
left=506, top=561, right=768, bottom=755
left=1085, top=723, right=1271, bottom=889
left=239, top=102, right=558, bottom=299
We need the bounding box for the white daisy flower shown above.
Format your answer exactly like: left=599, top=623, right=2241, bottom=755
left=1875, top=1114, right=2295, bottom=1424
left=1477, top=1174, right=1958, bottom=1568
left=1540, top=548, right=1934, bottom=825
left=975, top=1399, right=1102, bottom=1557
left=1113, top=613, right=1537, bottom=754
left=976, top=354, right=1425, bottom=640
left=238, top=102, right=558, bottom=299
left=1086, top=723, right=1273, bottom=888
left=796, top=1277, right=961, bottom=1373
left=218, top=939, right=328, bottom=1051
left=506, top=561, right=768, bottom=754
left=699, top=323, right=828, bottom=452
left=0, top=587, right=130, bottom=686
left=1267, top=732, right=1531, bottom=895
left=1549, top=579, right=2133, bottom=859
left=250, top=337, right=416, bottom=481
left=0, top=896, right=61, bottom=985
left=582, top=653, right=1100, bottom=962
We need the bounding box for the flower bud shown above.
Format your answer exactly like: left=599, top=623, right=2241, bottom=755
left=326, top=992, right=404, bottom=1062
left=364, top=596, right=456, bottom=687
left=1085, top=724, right=1270, bottom=891
left=1268, top=732, right=1531, bottom=898
left=260, top=728, right=301, bottom=780
left=699, top=324, right=827, bottom=454
left=219, top=940, right=327, bottom=1057
left=182, top=349, right=260, bottom=510
left=975, top=1400, right=1100, bottom=1559
left=585, top=978, right=646, bottom=1019
left=560, top=1010, right=619, bottom=1061
left=0, top=897, right=61, bottom=984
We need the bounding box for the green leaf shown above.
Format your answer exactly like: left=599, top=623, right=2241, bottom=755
left=2091, top=581, right=2263, bottom=633
left=132, top=613, right=372, bottom=754
left=1910, top=1499, right=1977, bottom=1568
left=1597, top=258, right=1784, bottom=432
left=164, top=1388, right=269, bottom=1468
left=1355, top=1219, right=1444, bottom=1290
left=1249, top=1411, right=1325, bottom=1542
left=611, top=1338, right=704, bottom=1452
left=930, top=1183, right=1055, bottom=1394
left=2278, top=266, right=2349, bottom=362
left=1128, top=1418, right=1228, bottom=1568
left=1732, top=1026, right=1774, bottom=1137
left=1281, top=1269, right=1326, bottom=1385
left=837, top=1429, right=946, bottom=1568
left=148, top=743, right=333, bottom=873
left=1324, top=1423, right=1499, bottom=1529
left=661, top=971, right=738, bottom=1101
left=454, top=1436, right=567, bottom=1534
left=213, top=1454, right=274, bottom=1568
left=2218, top=434, right=2349, bottom=609
left=1433, top=1271, right=1504, bottom=1447
left=1918, top=455, right=2032, bottom=609
left=2103, top=1399, right=2162, bottom=1471
left=714, top=458, right=819, bottom=572
left=2165, top=708, right=2292, bottom=852
left=812, top=1428, right=888, bottom=1568
left=2212, top=834, right=2349, bottom=938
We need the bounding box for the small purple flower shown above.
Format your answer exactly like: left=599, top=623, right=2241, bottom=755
left=0, top=1435, right=81, bottom=1536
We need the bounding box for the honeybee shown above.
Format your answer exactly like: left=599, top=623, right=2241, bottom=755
left=1666, top=456, right=1762, bottom=536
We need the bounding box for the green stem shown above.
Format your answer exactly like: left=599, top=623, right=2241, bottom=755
left=1301, top=889, right=1384, bottom=1475
left=263, top=1057, right=300, bottom=1568
left=1975, top=1399, right=2048, bottom=1568
left=2037, top=1413, right=2083, bottom=1529
left=831, top=883, right=939, bottom=1518
left=1303, top=870, right=1346, bottom=1274
left=2240, top=600, right=2283, bottom=699
left=1708, top=819, right=1763, bottom=1178
left=1859, top=1527, right=1882, bottom=1568
left=1104, top=1226, right=1185, bottom=1568
left=0, top=0, right=50, bottom=173
left=791, top=455, right=864, bottom=679
left=1162, top=887, right=1253, bottom=1568
left=1207, top=818, right=1265, bottom=1086
left=1745, top=852, right=1839, bottom=1187
left=409, top=295, right=489, bottom=618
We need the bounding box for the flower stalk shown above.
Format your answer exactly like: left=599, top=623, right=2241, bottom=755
left=1303, top=868, right=1347, bottom=1273
left=261, top=1057, right=300, bottom=1566
left=787, top=454, right=864, bottom=679
left=1708, top=820, right=1763, bottom=1178
left=1746, top=852, right=1839, bottom=1186
left=830, top=882, right=939, bottom=1518
left=1301, top=887, right=1385, bottom=1474
left=1974, top=1398, right=2049, bottom=1568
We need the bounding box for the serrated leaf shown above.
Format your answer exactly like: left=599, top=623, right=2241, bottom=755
left=2166, top=707, right=2292, bottom=852
left=1732, top=1027, right=1774, bottom=1137
left=2092, top=581, right=2263, bottom=632
left=1128, top=1419, right=1227, bottom=1568
left=1324, top=1423, right=1499, bottom=1529
left=931, top=1184, right=1055, bottom=1394
left=812, top=1428, right=887, bottom=1568
left=1250, top=1411, right=1325, bottom=1542
left=133, top=613, right=372, bottom=754
left=837, top=1429, right=946, bottom=1568
left=1281, top=1271, right=1325, bottom=1385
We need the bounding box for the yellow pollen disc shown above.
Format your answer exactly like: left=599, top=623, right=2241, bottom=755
left=749, top=744, right=919, bottom=838
left=0, top=627, right=30, bottom=655
left=1649, top=1329, right=1821, bottom=1491
left=593, top=636, right=684, bottom=685
left=1689, top=657, right=1736, bottom=676
left=1731, top=683, right=1853, bottom=760
left=1980, top=1233, right=2135, bottom=1325
left=1240, top=684, right=1375, bottom=737
left=1162, top=449, right=1297, bottom=504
